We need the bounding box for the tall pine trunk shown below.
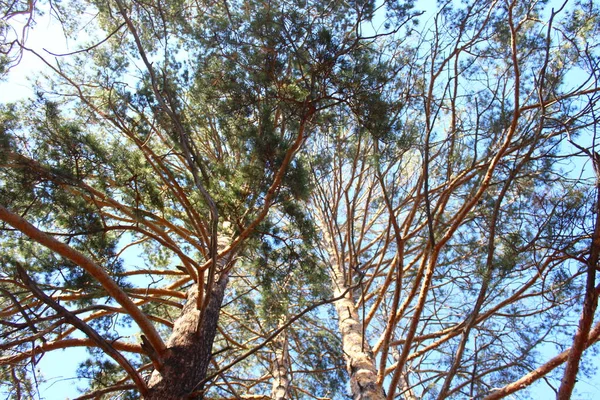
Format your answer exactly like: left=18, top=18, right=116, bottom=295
left=147, top=234, right=235, bottom=399
left=271, top=319, right=291, bottom=400
left=330, top=261, right=386, bottom=400
left=146, top=273, right=229, bottom=399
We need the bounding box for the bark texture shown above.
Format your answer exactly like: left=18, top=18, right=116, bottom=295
left=147, top=234, right=235, bottom=400
left=147, top=273, right=229, bottom=399
left=271, top=322, right=291, bottom=400
left=331, top=267, right=386, bottom=400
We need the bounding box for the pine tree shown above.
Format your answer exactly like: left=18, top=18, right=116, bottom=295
left=1, top=0, right=600, bottom=399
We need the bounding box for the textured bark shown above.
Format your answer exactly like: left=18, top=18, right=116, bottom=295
left=147, top=233, right=235, bottom=399
left=271, top=320, right=291, bottom=400
left=330, top=265, right=386, bottom=400
left=147, top=273, right=229, bottom=399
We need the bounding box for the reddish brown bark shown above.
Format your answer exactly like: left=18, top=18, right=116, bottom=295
left=147, top=272, right=229, bottom=399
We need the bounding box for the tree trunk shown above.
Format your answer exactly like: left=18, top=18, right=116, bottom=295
left=146, top=271, right=229, bottom=399
left=330, top=264, right=386, bottom=400
left=271, top=319, right=291, bottom=400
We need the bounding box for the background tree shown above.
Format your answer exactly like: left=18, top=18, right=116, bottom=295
left=1, top=0, right=600, bottom=399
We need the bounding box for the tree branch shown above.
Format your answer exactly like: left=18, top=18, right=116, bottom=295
left=0, top=204, right=166, bottom=358
left=15, top=264, right=148, bottom=396
left=484, top=308, right=600, bottom=400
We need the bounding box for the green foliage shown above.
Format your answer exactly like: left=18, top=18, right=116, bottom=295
left=0, top=365, right=37, bottom=400
left=1, top=0, right=599, bottom=399
left=77, top=358, right=126, bottom=393
left=292, top=327, right=346, bottom=397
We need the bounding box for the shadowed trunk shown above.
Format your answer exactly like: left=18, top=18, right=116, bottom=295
left=271, top=320, right=291, bottom=400
left=147, top=272, right=229, bottom=399
left=147, top=232, right=235, bottom=399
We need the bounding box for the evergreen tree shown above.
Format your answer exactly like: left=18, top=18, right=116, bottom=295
left=1, top=0, right=600, bottom=399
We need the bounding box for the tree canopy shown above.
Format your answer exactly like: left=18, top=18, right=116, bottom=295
left=1, top=0, right=600, bottom=399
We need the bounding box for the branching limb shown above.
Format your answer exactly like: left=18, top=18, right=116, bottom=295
left=15, top=264, right=148, bottom=397
left=0, top=204, right=166, bottom=358
left=484, top=315, right=600, bottom=400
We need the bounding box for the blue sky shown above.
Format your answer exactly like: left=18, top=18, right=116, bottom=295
left=1, top=0, right=600, bottom=399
